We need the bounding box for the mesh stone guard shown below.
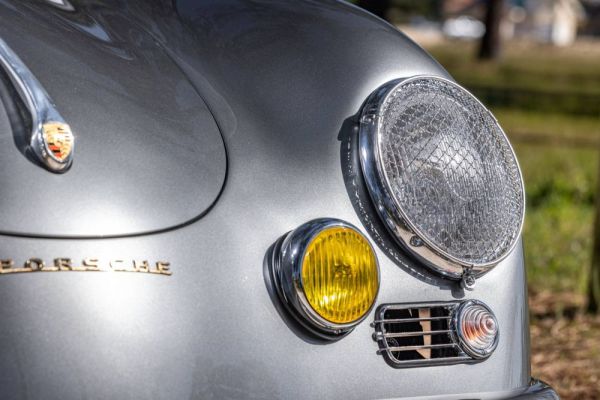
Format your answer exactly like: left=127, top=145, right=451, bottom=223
left=359, top=76, right=525, bottom=279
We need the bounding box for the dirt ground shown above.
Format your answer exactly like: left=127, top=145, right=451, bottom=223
left=529, top=291, right=600, bottom=399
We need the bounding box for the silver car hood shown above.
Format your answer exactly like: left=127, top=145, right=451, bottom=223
left=0, top=1, right=226, bottom=237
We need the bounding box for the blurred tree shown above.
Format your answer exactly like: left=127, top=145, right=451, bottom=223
left=354, top=0, right=440, bottom=24
left=357, top=0, right=391, bottom=20
left=479, top=0, right=504, bottom=60
left=587, top=159, right=600, bottom=313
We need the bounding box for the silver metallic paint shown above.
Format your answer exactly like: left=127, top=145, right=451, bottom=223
left=0, top=0, right=535, bottom=398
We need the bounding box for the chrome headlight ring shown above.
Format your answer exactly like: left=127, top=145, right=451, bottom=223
left=359, top=76, right=525, bottom=280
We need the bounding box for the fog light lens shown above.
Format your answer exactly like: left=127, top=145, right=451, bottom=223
left=454, top=300, right=499, bottom=359
left=302, top=226, right=379, bottom=324
left=271, top=218, right=380, bottom=339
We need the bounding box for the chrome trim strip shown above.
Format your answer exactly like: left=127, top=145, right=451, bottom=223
left=381, top=343, right=459, bottom=352
left=507, top=379, right=559, bottom=400
left=379, top=330, right=452, bottom=338
left=358, top=75, right=525, bottom=279
left=373, top=316, right=451, bottom=324
left=0, top=38, right=74, bottom=172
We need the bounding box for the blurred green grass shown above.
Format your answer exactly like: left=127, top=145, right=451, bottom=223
left=427, top=41, right=600, bottom=293
left=517, top=144, right=596, bottom=292
left=428, top=41, right=600, bottom=95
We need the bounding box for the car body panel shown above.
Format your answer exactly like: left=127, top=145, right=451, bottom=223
left=0, top=0, right=227, bottom=237
left=0, top=1, right=531, bottom=399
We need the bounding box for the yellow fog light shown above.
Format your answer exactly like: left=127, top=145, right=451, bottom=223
left=271, top=218, right=380, bottom=339
left=302, top=227, right=379, bottom=324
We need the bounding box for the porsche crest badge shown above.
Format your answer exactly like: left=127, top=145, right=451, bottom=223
left=0, top=38, right=76, bottom=173
left=29, top=119, right=75, bottom=173
left=42, top=122, right=74, bottom=162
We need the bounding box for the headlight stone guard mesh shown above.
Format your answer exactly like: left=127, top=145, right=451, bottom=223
left=359, top=76, right=524, bottom=278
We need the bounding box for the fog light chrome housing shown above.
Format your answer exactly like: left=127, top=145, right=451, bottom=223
left=452, top=300, right=499, bottom=359
left=271, top=218, right=380, bottom=339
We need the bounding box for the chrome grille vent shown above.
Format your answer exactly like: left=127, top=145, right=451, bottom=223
left=373, top=302, right=476, bottom=368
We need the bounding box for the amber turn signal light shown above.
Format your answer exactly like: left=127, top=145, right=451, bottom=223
left=453, top=300, right=499, bottom=359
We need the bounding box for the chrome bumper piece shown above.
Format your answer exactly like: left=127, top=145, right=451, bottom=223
left=507, top=379, right=559, bottom=399
left=388, top=379, right=559, bottom=399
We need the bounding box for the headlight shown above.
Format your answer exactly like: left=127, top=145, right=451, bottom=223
left=271, top=218, right=379, bottom=339
left=359, top=76, right=524, bottom=279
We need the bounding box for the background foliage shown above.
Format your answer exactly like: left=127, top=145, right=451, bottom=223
left=427, top=41, right=600, bottom=294
left=426, top=40, right=600, bottom=399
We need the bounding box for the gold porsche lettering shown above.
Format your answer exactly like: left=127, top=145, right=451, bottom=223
left=109, top=259, right=126, bottom=271
left=0, top=258, right=172, bottom=276
left=156, top=261, right=171, bottom=275
left=133, top=260, right=149, bottom=272
left=82, top=258, right=100, bottom=271
left=55, top=257, right=72, bottom=271
left=25, top=258, right=45, bottom=271
left=0, top=259, right=13, bottom=270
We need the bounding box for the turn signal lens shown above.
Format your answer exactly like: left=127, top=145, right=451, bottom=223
left=454, top=301, right=499, bottom=359
left=301, top=227, right=379, bottom=324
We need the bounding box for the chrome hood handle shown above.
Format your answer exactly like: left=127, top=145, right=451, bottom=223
left=0, top=38, right=74, bottom=172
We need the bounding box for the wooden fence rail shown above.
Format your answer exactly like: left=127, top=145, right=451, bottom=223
left=509, top=132, right=599, bottom=148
